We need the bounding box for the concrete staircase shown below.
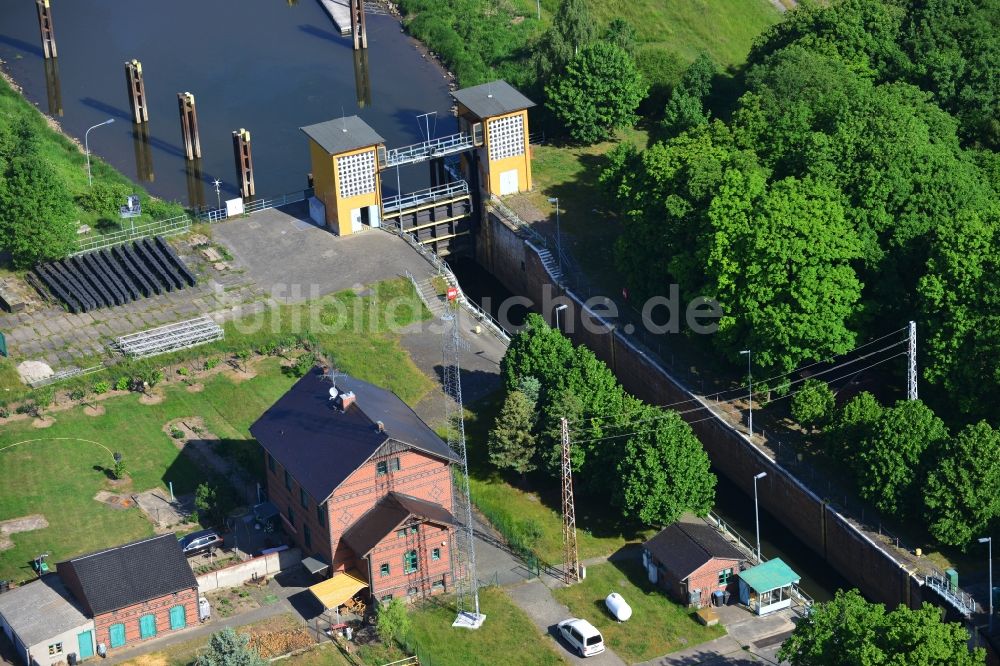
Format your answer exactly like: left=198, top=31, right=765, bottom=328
left=536, top=248, right=563, bottom=282
left=414, top=277, right=448, bottom=318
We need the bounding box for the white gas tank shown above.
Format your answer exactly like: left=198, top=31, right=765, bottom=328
left=605, top=592, right=632, bottom=621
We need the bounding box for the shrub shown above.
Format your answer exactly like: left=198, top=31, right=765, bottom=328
left=115, top=376, right=130, bottom=391
left=171, top=427, right=185, bottom=440
left=288, top=352, right=315, bottom=378
left=177, top=367, right=189, bottom=376
left=93, top=380, right=111, bottom=394
left=204, top=358, right=220, bottom=370
left=0, top=406, right=9, bottom=419
left=69, top=388, right=86, bottom=401
left=113, top=457, right=127, bottom=479
left=376, top=598, right=411, bottom=647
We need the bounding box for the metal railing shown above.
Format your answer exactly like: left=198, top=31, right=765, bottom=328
left=73, top=214, right=191, bottom=254
left=394, top=230, right=510, bottom=344
left=382, top=180, right=469, bottom=215
left=381, top=131, right=474, bottom=168
left=925, top=573, right=978, bottom=616
left=198, top=189, right=311, bottom=223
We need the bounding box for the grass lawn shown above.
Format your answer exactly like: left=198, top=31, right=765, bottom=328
left=591, top=0, right=779, bottom=68
left=552, top=560, right=725, bottom=663
left=0, top=280, right=432, bottom=583
left=465, top=393, right=653, bottom=565
left=406, top=587, right=564, bottom=666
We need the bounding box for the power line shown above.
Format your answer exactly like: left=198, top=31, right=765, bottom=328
left=567, top=350, right=907, bottom=448
left=570, top=338, right=907, bottom=433
left=568, top=326, right=908, bottom=427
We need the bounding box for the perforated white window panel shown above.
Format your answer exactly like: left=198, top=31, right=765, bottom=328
left=488, top=115, right=524, bottom=161
left=336, top=151, right=376, bottom=199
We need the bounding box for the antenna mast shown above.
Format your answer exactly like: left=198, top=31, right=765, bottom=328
left=907, top=320, right=918, bottom=401
left=561, top=417, right=580, bottom=584
left=443, top=303, right=485, bottom=628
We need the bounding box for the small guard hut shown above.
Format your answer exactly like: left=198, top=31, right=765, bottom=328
left=302, top=116, right=385, bottom=236
left=452, top=81, right=535, bottom=197
left=737, top=558, right=801, bottom=615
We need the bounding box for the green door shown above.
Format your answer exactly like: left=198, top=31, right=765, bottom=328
left=77, top=630, right=94, bottom=660
left=139, top=614, right=157, bottom=639
left=169, top=605, right=186, bottom=630
left=109, top=624, right=126, bottom=648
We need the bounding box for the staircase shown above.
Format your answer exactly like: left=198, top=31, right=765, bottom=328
left=414, top=277, right=448, bottom=318
left=536, top=247, right=563, bottom=282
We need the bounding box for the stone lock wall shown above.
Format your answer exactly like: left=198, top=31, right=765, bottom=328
left=477, top=210, right=929, bottom=611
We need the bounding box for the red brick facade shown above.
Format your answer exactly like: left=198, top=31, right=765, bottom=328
left=265, top=443, right=455, bottom=601
left=92, top=588, right=198, bottom=651
left=652, top=555, right=742, bottom=608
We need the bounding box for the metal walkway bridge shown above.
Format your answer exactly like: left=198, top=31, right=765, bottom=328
left=382, top=180, right=469, bottom=216
left=380, top=131, right=475, bottom=169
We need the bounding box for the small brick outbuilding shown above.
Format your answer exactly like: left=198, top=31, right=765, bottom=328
left=57, top=534, right=199, bottom=653
left=643, top=520, right=746, bottom=609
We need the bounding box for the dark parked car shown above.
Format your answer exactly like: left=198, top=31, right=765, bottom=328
left=178, top=529, right=223, bottom=557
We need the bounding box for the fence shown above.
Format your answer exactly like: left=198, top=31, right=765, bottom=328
left=198, top=188, right=312, bottom=223
left=73, top=214, right=192, bottom=254
left=393, top=229, right=511, bottom=344
left=27, top=364, right=103, bottom=388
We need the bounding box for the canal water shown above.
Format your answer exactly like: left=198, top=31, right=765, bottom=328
left=0, top=0, right=455, bottom=205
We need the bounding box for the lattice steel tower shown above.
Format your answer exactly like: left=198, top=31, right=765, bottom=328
left=561, top=417, right=580, bottom=583
left=442, top=307, right=485, bottom=628
left=907, top=320, right=918, bottom=401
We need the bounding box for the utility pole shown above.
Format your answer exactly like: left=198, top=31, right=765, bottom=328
left=907, top=320, right=918, bottom=400
left=561, top=417, right=580, bottom=584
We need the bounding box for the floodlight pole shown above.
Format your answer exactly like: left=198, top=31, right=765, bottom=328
left=740, top=349, right=752, bottom=437
left=85, top=118, right=115, bottom=186
left=981, top=537, right=993, bottom=632
left=754, top=472, right=767, bottom=563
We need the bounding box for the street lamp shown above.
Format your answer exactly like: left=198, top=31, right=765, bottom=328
left=547, top=197, right=562, bottom=276
left=740, top=349, right=753, bottom=437
left=555, top=304, right=567, bottom=331
left=754, top=472, right=767, bottom=563
left=85, top=118, right=115, bottom=186
left=981, top=536, right=993, bottom=632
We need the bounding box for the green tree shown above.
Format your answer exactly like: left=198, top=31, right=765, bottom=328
left=376, top=598, right=411, bottom=647
left=195, top=483, right=219, bottom=524
left=603, top=18, right=637, bottom=55
left=706, top=171, right=863, bottom=374
left=502, top=313, right=576, bottom=395
left=545, top=42, right=647, bottom=144
left=856, top=399, right=949, bottom=515
left=0, top=151, right=77, bottom=268
left=825, top=391, right=883, bottom=466
left=614, top=406, right=715, bottom=526
left=791, top=378, right=836, bottom=430
left=196, top=628, right=266, bottom=666
left=535, top=0, right=597, bottom=80
left=488, top=390, right=538, bottom=479
left=778, top=588, right=984, bottom=666
left=923, top=421, right=1000, bottom=547
left=662, top=53, right=717, bottom=137
left=518, top=375, right=541, bottom=404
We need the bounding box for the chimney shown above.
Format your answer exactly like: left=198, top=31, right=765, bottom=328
left=338, top=391, right=356, bottom=410
left=376, top=420, right=385, bottom=433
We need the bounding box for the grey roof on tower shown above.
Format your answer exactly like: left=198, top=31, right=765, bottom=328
left=56, top=533, right=197, bottom=616
left=451, top=80, right=535, bottom=119
left=644, top=521, right=745, bottom=581
left=341, top=492, right=455, bottom=557
left=0, top=576, right=90, bottom=647
left=301, top=116, right=385, bottom=155
left=250, top=368, right=459, bottom=504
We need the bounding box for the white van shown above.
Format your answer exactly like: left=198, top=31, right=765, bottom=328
left=557, top=618, right=606, bottom=657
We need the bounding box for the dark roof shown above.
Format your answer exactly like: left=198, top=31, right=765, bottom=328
left=451, top=80, right=535, bottom=120
left=301, top=116, right=385, bottom=155
left=249, top=368, right=459, bottom=503
left=57, top=534, right=197, bottom=615
left=644, top=522, right=745, bottom=581
left=341, top=492, right=455, bottom=557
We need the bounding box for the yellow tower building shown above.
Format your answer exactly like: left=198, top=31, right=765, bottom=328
left=452, top=81, right=535, bottom=197
left=301, top=117, right=385, bottom=236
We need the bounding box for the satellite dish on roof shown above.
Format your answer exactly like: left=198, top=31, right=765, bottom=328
left=329, top=386, right=339, bottom=399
